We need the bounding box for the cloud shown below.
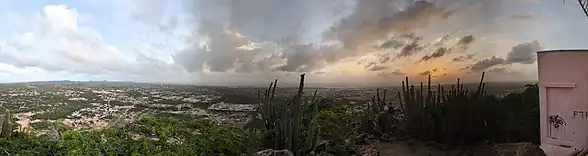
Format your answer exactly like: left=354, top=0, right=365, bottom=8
left=379, top=38, right=405, bottom=49
left=420, top=47, right=449, bottom=62
left=418, top=35, right=475, bottom=62
left=419, top=70, right=432, bottom=76
left=468, top=56, right=506, bottom=71
left=505, top=40, right=541, bottom=64
left=176, top=0, right=472, bottom=74
left=0, top=5, right=124, bottom=74
left=453, top=54, right=475, bottom=62
left=457, top=35, right=475, bottom=45
left=396, top=38, right=425, bottom=58
left=509, top=13, right=533, bottom=20
left=365, top=62, right=389, bottom=71
left=0, top=0, right=547, bottom=85
left=419, top=68, right=439, bottom=76
left=377, top=69, right=404, bottom=77
left=464, top=40, right=542, bottom=72
left=0, top=4, right=182, bottom=82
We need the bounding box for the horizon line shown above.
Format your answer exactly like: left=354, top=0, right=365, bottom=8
left=0, top=79, right=538, bottom=88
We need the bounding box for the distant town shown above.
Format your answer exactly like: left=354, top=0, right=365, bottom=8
left=0, top=80, right=527, bottom=137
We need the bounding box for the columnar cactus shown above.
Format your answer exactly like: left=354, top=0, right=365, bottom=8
left=245, top=74, right=321, bottom=155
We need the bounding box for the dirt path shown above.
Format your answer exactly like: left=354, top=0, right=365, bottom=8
left=375, top=141, right=545, bottom=156
left=376, top=141, right=462, bottom=156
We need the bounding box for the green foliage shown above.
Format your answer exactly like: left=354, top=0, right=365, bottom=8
left=359, top=89, right=397, bottom=135
left=1, top=111, right=13, bottom=138
left=315, top=105, right=363, bottom=155
left=487, top=83, right=540, bottom=144
left=245, top=74, right=322, bottom=156
left=0, top=133, right=55, bottom=156
left=395, top=73, right=540, bottom=146
left=127, top=116, right=245, bottom=155
left=0, top=116, right=245, bottom=155
left=30, top=121, right=53, bottom=130
left=317, top=106, right=362, bottom=140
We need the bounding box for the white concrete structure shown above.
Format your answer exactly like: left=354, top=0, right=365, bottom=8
left=537, top=49, right=588, bottom=155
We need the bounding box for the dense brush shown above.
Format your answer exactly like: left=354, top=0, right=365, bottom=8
left=244, top=74, right=322, bottom=155
left=394, top=72, right=540, bottom=145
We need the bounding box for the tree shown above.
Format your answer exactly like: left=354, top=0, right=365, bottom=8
left=578, top=0, right=588, bottom=18
left=563, top=0, right=588, bottom=18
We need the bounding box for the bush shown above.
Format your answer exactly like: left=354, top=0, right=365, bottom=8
left=0, top=133, right=55, bottom=155
left=244, top=74, right=323, bottom=155
left=392, top=73, right=540, bottom=146
left=0, top=116, right=245, bottom=155
left=316, top=105, right=363, bottom=155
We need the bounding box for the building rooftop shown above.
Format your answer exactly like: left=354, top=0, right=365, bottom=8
left=537, top=49, right=588, bottom=53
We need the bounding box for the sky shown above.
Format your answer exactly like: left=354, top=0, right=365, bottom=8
left=0, top=0, right=587, bottom=87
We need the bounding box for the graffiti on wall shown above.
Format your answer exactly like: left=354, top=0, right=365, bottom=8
left=573, top=110, right=588, bottom=119
left=548, top=115, right=566, bottom=129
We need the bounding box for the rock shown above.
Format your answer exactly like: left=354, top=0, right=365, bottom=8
left=357, top=144, right=380, bottom=156
left=495, top=143, right=546, bottom=156
left=253, top=149, right=294, bottom=156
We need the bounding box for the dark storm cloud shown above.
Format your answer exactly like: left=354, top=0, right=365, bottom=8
left=487, top=67, right=510, bottom=73
left=417, top=34, right=475, bottom=63
left=379, top=56, right=392, bottom=64
left=176, top=0, right=466, bottom=73
left=468, top=56, right=506, bottom=71
left=172, top=19, right=255, bottom=73
left=377, top=69, right=404, bottom=77
left=175, top=0, right=509, bottom=75
left=453, top=54, right=474, bottom=62
left=379, top=39, right=405, bottom=49
left=274, top=44, right=330, bottom=72
left=325, top=1, right=454, bottom=50
left=457, top=35, right=475, bottom=45
left=378, top=33, right=421, bottom=50
left=397, top=39, right=424, bottom=58
left=463, top=40, right=542, bottom=72
left=420, top=47, right=449, bottom=62
left=419, top=70, right=433, bottom=76
left=367, top=65, right=389, bottom=71
left=505, top=40, right=541, bottom=64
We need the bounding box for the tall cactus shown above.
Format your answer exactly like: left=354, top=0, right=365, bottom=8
left=360, top=89, right=394, bottom=134
left=244, top=74, right=321, bottom=155
left=398, top=72, right=487, bottom=145
left=0, top=111, right=12, bottom=138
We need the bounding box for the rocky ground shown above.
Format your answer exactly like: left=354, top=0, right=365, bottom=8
left=252, top=141, right=546, bottom=156
left=359, top=141, right=545, bottom=156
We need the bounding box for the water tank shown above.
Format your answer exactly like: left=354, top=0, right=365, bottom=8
left=537, top=49, right=588, bottom=153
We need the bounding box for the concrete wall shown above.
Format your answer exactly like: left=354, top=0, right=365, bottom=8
left=538, top=50, right=588, bottom=151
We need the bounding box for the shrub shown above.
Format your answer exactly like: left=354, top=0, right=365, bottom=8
left=244, top=74, right=322, bottom=155
left=392, top=73, right=540, bottom=146
left=50, top=116, right=245, bottom=155
left=315, top=105, right=363, bottom=155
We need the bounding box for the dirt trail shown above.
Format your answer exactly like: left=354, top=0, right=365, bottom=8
left=376, top=141, right=462, bottom=156
left=375, top=141, right=546, bottom=156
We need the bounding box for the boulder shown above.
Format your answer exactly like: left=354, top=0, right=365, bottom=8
left=357, top=144, right=380, bottom=156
